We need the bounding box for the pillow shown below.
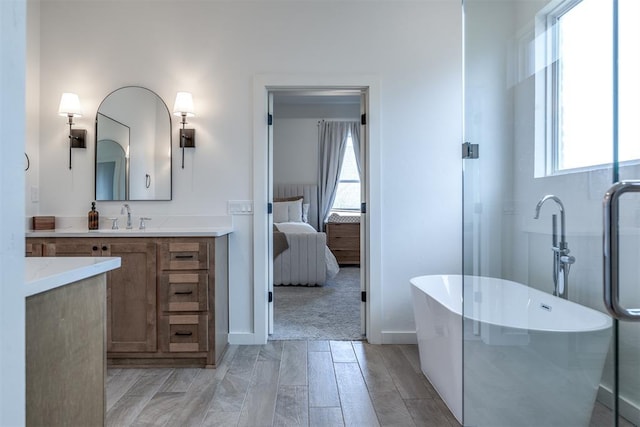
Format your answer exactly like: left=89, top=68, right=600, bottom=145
left=302, top=203, right=310, bottom=223
left=273, top=198, right=303, bottom=223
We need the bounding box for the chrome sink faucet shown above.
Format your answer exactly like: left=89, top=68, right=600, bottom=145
left=121, top=203, right=132, bottom=229
left=534, top=195, right=575, bottom=299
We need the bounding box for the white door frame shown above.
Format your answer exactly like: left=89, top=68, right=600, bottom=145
left=268, top=87, right=365, bottom=337
left=252, top=74, right=382, bottom=344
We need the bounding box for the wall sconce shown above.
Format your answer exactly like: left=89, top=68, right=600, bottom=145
left=173, top=92, right=196, bottom=169
left=58, top=92, right=86, bottom=169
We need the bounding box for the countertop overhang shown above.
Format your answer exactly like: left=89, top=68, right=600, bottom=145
left=25, top=257, right=122, bottom=297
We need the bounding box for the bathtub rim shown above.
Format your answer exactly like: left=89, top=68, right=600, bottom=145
left=410, top=274, right=613, bottom=333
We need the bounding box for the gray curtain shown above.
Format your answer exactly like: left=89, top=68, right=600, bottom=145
left=351, top=123, right=361, bottom=177
left=318, top=121, right=359, bottom=226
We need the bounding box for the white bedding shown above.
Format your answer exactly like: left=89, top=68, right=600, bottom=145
left=275, top=222, right=340, bottom=279
left=274, top=221, right=316, bottom=234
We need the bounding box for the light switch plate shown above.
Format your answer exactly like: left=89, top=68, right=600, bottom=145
left=228, top=200, right=253, bottom=215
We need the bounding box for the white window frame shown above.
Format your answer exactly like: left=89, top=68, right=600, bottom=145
left=537, top=0, right=637, bottom=176
left=331, top=133, right=361, bottom=213
left=545, top=0, right=585, bottom=176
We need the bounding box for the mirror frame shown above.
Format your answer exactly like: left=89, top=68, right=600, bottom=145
left=95, top=86, right=173, bottom=201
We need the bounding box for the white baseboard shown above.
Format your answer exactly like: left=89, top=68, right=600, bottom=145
left=230, top=331, right=418, bottom=345
left=597, top=384, right=640, bottom=426
left=228, top=332, right=258, bottom=345
left=380, top=331, right=417, bottom=345
left=229, top=331, right=418, bottom=345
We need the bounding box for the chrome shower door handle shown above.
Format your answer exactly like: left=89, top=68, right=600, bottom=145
left=603, top=180, right=640, bottom=321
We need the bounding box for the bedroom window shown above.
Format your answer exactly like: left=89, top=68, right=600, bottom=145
left=331, top=135, right=361, bottom=212
left=543, top=0, right=639, bottom=174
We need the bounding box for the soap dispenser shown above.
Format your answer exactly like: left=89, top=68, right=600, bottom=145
left=88, top=201, right=99, bottom=230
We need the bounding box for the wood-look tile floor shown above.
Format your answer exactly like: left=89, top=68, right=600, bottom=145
left=106, top=341, right=460, bottom=427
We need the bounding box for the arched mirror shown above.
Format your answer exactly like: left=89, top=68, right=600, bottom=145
left=96, top=138, right=126, bottom=200
left=95, top=86, right=172, bottom=201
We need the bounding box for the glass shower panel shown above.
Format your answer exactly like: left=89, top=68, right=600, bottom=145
left=614, top=0, right=640, bottom=425
left=613, top=193, right=640, bottom=427
left=463, top=0, right=615, bottom=425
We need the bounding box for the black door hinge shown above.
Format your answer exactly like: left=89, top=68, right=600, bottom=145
left=361, top=113, right=367, bottom=125
left=462, top=142, right=479, bottom=159
left=361, top=291, right=366, bottom=302
left=268, top=202, right=273, bottom=214
left=268, top=291, right=273, bottom=303
left=360, top=202, right=367, bottom=214
left=268, top=114, right=273, bottom=125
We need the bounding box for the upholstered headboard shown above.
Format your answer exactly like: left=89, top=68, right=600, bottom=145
left=274, top=184, right=320, bottom=231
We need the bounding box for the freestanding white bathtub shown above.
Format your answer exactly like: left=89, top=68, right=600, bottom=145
left=410, top=275, right=613, bottom=426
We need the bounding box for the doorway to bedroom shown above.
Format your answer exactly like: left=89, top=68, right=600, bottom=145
left=268, top=89, right=366, bottom=341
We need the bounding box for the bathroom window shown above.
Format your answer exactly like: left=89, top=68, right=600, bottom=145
left=542, top=0, right=640, bottom=174
left=331, top=135, right=361, bottom=212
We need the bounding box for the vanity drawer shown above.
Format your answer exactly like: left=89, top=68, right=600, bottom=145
left=159, top=314, right=208, bottom=353
left=25, top=242, right=43, bottom=257
left=159, top=273, right=208, bottom=312
left=159, top=242, right=209, bottom=270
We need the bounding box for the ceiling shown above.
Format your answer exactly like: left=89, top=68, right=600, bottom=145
left=273, top=90, right=361, bottom=106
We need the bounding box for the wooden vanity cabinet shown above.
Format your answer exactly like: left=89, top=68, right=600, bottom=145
left=26, top=235, right=229, bottom=368
left=26, top=238, right=158, bottom=354
left=25, top=241, right=43, bottom=257
left=157, top=240, right=215, bottom=366
left=105, top=241, right=158, bottom=353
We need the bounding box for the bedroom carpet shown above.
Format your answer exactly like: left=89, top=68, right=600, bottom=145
left=270, top=266, right=363, bottom=341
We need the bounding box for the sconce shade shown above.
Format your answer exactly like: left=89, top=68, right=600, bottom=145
left=173, top=92, right=195, bottom=117
left=58, top=93, right=83, bottom=117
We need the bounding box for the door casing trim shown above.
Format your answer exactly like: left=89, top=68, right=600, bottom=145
left=251, top=74, right=382, bottom=344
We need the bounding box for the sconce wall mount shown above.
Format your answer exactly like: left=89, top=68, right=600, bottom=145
left=180, top=128, right=196, bottom=148
left=70, top=128, right=87, bottom=149
left=58, top=92, right=86, bottom=169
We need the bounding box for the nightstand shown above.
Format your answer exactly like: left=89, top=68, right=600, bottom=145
left=326, top=222, right=360, bottom=265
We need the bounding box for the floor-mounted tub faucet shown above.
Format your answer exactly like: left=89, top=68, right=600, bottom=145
left=534, top=195, right=575, bottom=299
left=121, top=203, right=132, bottom=229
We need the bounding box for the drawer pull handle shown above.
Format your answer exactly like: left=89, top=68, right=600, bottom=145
left=102, top=246, right=108, bottom=251
left=175, top=331, right=193, bottom=336
left=174, top=291, right=193, bottom=295
left=175, top=255, right=194, bottom=259
left=92, top=246, right=99, bottom=251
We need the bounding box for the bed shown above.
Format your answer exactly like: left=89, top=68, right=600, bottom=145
left=272, top=184, right=339, bottom=286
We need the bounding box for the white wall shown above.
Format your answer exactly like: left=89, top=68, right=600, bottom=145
left=463, top=0, right=517, bottom=279
left=273, top=101, right=359, bottom=186
left=25, top=0, right=39, bottom=217
left=36, top=0, right=462, bottom=343
left=1, top=0, right=27, bottom=425
left=273, top=118, right=319, bottom=185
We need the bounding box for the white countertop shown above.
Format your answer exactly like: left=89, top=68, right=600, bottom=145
left=25, top=257, right=121, bottom=297
left=26, top=215, right=234, bottom=238
left=26, top=226, right=233, bottom=238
